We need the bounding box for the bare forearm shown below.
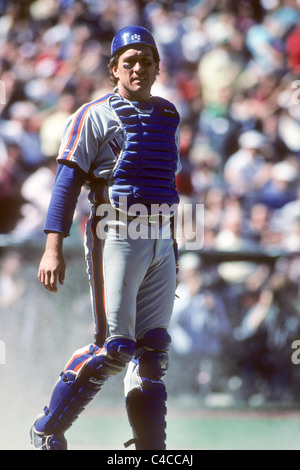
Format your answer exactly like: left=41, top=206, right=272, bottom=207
left=38, top=232, right=66, bottom=293
left=45, top=232, right=64, bottom=254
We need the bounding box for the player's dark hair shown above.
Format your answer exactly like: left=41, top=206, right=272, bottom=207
left=108, top=48, right=160, bottom=87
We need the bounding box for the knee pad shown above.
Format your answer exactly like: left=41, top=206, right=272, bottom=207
left=140, top=328, right=172, bottom=352
left=87, top=336, right=136, bottom=380
left=137, top=328, right=171, bottom=381
left=124, top=328, right=171, bottom=392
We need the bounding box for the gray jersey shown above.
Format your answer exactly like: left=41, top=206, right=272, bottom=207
left=57, top=94, right=181, bottom=183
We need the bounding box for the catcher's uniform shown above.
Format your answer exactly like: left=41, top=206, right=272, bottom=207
left=46, top=92, right=181, bottom=344
left=31, top=91, right=181, bottom=450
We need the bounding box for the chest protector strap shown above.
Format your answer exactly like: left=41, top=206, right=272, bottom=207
left=108, top=95, right=180, bottom=214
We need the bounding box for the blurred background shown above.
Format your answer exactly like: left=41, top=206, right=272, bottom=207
left=1, top=0, right=300, bottom=450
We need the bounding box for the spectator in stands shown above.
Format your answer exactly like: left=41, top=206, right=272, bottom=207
left=223, top=130, right=271, bottom=200
left=170, top=252, right=230, bottom=396
left=257, top=159, right=299, bottom=210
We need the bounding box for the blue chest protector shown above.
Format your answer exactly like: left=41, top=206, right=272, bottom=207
left=108, top=94, right=180, bottom=213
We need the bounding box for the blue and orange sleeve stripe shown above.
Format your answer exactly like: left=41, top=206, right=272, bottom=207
left=59, top=94, right=111, bottom=161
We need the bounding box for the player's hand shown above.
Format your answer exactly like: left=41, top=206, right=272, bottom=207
left=38, top=250, right=66, bottom=293
left=38, top=233, right=66, bottom=293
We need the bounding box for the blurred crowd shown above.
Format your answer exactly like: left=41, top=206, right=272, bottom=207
left=0, top=0, right=300, bottom=244
left=1, top=0, right=300, bottom=402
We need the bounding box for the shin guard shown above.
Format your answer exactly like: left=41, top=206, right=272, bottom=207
left=34, top=337, right=135, bottom=438
left=124, top=328, right=171, bottom=450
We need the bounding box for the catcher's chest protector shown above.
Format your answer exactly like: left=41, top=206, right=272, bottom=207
left=108, top=95, right=180, bottom=212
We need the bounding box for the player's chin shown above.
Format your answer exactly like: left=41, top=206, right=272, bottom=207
left=131, top=80, right=145, bottom=91
left=130, top=81, right=151, bottom=98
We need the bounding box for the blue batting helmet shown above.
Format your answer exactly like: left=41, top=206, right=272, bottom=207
left=111, top=25, right=158, bottom=57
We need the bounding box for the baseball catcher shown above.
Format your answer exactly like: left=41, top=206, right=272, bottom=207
left=30, top=25, right=181, bottom=450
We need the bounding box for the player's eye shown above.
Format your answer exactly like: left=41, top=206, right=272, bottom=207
left=123, top=57, right=154, bottom=69
left=123, top=60, right=136, bottom=69
left=139, top=58, right=153, bottom=67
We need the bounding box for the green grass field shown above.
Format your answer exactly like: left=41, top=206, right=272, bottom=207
left=2, top=355, right=300, bottom=451
left=64, top=402, right=300, bottom=451
left=2, top=396, right=300, bottom=450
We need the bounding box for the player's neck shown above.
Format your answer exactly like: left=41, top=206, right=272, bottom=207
left=116, top=85, right=151, bottom=103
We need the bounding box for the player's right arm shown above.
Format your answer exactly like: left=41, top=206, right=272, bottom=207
left=38, top=98, right=108, bottom=293
left=38, top=162, right=87, bottom=293
left=38, top=232, right=65, bottom=293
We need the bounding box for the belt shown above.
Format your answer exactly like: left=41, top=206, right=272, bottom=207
left=125, top=213, right=174, bottom=224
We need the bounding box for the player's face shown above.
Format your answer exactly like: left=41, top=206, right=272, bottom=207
left=112, top=45, right=158, bottom=101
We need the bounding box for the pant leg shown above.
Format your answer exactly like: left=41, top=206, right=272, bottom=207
left=85, top=207, right=160, bottom=342
left=135, top=236, right=177, bottom=339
